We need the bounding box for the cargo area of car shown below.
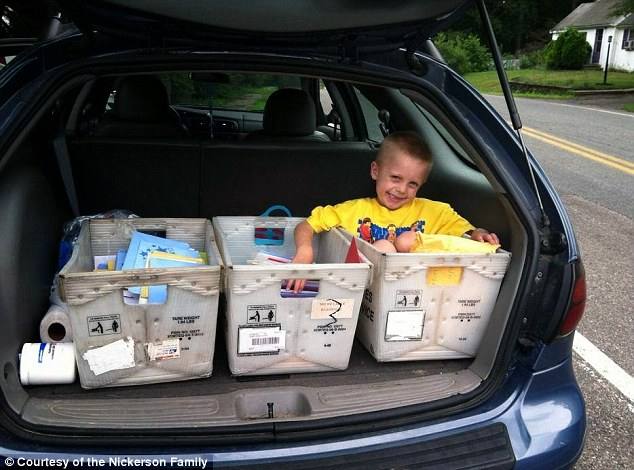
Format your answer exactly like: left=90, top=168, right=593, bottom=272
left=0, top=65, right=528, bottom=434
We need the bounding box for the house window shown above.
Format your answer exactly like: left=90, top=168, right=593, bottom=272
left=623, top=28, right=632, bottom=49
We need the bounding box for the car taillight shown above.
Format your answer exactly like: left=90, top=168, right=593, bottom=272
left=558, top=261, right=586, bottom=336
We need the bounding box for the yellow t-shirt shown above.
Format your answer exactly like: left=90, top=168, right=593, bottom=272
left=306, top=197, right=474, bottom=243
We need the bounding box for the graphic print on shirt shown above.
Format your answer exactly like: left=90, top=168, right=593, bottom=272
left=356, top=218, right=425, bottom=243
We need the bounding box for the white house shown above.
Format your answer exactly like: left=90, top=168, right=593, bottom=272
left=551, top=0, right=634, bottom=72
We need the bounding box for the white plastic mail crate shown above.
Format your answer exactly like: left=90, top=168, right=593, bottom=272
left=212, top=216, right=372, bottom=376
left=58, top=218, right=223, bottom=389
left=338, top=229, right=511, bottom=362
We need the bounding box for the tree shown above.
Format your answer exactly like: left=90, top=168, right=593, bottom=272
left=611, top=0, right=634, bottom=15
left=544, top=28, right=592, bottom=70
left=445, top=0, right=588, bottom=54
left=435, top=33, right=492, bottom=75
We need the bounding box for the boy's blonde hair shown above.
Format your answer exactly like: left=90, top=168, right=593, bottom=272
left=376, top=131, right=432, bottom=165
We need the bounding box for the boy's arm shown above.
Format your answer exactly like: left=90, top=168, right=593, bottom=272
left=466, top=228, right=500, bottom=245
left=287, top=221, right=315, bottom=292
left=292, top=220, right=315, bottom=264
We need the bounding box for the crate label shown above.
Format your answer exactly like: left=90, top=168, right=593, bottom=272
left=247, top=304, right=277, bottom=324
left=146, top=339, right=180, bottom=361
left=451, top=298, right=483, bottom=322
left=385, top=310, right=425, bottom=342
left=171, top=315, right=200, bottom=325
left=313, top=323, right=348, bottom=334
left=87, top=314, right=121, bottom=337
left=167, top=328, right=204, bottom=339
left=82, top=337, right=136, bottom=376
left=394, top=290, right=423, bottom=308
left=167, top=327, right=204, bottom=352
left=311, top=298, right=354, bottom=320
left=427, top=267, right=463, bottom=285
left=360, top=302, right=375, bottom=322
left=238, top=326, right=286, bottom=354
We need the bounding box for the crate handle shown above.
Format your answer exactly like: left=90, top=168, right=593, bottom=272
left=255, top=206, right=292, bottom=246
left=260, top=205, right=292, bottom=217
left=126, top=273, right=160, bottom=282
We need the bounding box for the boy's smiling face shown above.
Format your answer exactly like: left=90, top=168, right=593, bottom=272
left=370, top=148, right=430, bottom=210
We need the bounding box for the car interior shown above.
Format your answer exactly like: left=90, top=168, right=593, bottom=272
left=0, top=68, right=527, bottom=431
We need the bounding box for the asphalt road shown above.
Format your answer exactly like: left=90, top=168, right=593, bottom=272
left=485, top=94, right=634, bottom=470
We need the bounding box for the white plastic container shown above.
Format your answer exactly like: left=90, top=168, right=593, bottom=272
left=213, top=216, right=372, bottom=375
left=20, top=343, right=76, bottom=385
left=338, top=229, right=511, bottom=362
left=58, top=218, right=223, bottom=389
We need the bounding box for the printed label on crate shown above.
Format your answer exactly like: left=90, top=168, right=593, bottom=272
left=171, top=315, right=201, bottom=325
left=146, top=339, right=181, bottom=361
left=311, top=298, right=354, bottom=320
left=167, top=326, right=205, bottom=352
left=394, top=290, right=423, bottom=309
left=385, top=310, right=425, bottom=342
left=167, top=316, right=205, bottom=352
left=427, top=267, right=463, bottom=286
left=360, top=302, right=375, bottom=322
left=451, top=297, right=483, bottom=322
left=247, top=304, right=277, bottom=324
left=238, top=326, right=286, bottom=355
left=82, top=337, right=136, bottom=376
left=87, top=314, right=121, bottom=337
left=313, top=323, right=348, bottom=335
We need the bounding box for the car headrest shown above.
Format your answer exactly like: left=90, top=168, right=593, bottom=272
left=114, top=76, right=172, bottom=122
left=263, top=88, right=317, bottom=136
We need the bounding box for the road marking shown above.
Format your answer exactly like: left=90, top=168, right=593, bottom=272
left=574, top=332, right=634, bottom=403
left=521, top=126, right=634, bottom=175
left=532, top=100, right=634, bottom=118
left=485, top=94, right=634, bottom=118
left=523, top=126, right=634, bottom=169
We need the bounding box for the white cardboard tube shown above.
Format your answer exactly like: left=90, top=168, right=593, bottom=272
left=39, top=304, right=73, bottom=343
left=19, top=343, right=77, bottom=385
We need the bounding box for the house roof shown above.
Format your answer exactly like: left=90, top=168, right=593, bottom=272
left=552, top=0, right=634, bottom=31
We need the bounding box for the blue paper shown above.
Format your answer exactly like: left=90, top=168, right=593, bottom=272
left=122, top=232, right=199, bottom=296
left=122, top=232, right=195, bottom=270
left=144, top=256, right=204, bottom=304
left=115, top=249, right=127, bottom=270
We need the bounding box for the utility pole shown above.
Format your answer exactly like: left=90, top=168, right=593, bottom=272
left=603, top=35, right=613, bottom=85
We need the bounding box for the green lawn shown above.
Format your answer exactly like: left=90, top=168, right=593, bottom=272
left=464, top=69, right=634, bottom=97
left=624, top=103, right=634, bottom=112
left=211, top=86, right=277, bottom=111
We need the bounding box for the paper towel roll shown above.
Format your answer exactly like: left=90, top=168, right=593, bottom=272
left=39, top=304, right=73, bottom=343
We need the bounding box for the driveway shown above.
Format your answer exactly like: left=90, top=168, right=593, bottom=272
left=564, top=92, right=634, bottom=112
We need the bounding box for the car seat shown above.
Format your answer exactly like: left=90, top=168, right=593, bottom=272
left=93, top=75, right=186, bottom=138
left=246, top=88, right=330, bottom=141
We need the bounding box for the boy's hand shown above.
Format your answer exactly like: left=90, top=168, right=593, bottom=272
left=287, top=246, right=314, bottom=292
left=292, top=245, right=314, bottom=264
left=469, top=228, right=500, bottom=245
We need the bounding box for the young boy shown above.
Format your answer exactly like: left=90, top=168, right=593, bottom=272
left=288, top=131, right=499, bottom=291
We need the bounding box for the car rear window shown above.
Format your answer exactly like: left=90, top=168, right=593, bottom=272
left=160, top=72, right=302, bottom=112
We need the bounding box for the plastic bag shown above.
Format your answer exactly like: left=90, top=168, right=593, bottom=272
left=56, top=209, right=139, bottom=271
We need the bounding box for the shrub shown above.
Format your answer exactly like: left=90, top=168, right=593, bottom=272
left=519, top=49, right=545, bottom=69
left=545, top=28, right=592, bottom=70
left=435, top=32, right=492, bottom=75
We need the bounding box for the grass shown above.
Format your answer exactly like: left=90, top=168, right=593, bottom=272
left=624, top=103, right=634, bottom=113
left=464, top=69, right=634, bottom=98
left=211, top=86, right=277, bottom=111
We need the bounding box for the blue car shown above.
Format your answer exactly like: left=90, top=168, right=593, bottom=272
left=0, top=0, right=585, bottom=468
